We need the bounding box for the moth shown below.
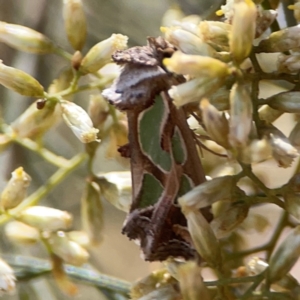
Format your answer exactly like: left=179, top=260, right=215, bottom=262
left=103, top=37, right=212, bottom=261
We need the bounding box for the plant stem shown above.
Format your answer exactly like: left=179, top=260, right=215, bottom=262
left=3, top=254, right=131, bottom=295
left=0, top=153, right=87, bottom=225
left=13, top=137, right=69, bottom=168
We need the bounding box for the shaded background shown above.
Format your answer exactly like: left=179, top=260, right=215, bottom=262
left=0, top=0, right=298, bottom=299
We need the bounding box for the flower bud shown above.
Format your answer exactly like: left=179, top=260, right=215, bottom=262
left=105, top=122, right=128, bottom=162
left=0, top=258, right=16, bottom=294
left=258, top=105, right=283, bottom=124
left=71, top=50, right=83, bottom=70
left=229, top=0, right=256, bottom=64
left=79, top=34, right=128, bottom=74
left=88, top=94, right=109, bottom=129
left=199, top=21, right=231, bottom=48
left=262, top=126, right=299, bottom=168
left=239, top=138, right=272, bottom=164
left=17, top=206, right=73, bottom=231
left=178, top=262, right=211, bottom=300
left=179, top=175, right=235, bottom=210
left=278, top=54, right=300, bottom=74
left=81, top=181, right=103, bottom=245
left=63, top=0, right=86, bottom=51
left=0, top=21, right=55, bottom=54
left=288, top=3, right=300, bottom=23
left=48, top=231, right=89, bottom=266
left=96, top=171, right=132, bottom=212
left=161, top=26, right=215, bottom=56
left=67, top=231, right=90, bottom=249
left=0, top=61, right=44, bottom=97
left=60, top=100, right=100, bottom=143
left=229, top=83, right=253, bottom=147
left=258, top=25, right=300, bottom=53
left=182, top=209, right=222, bottom=268
left=11, top=100, right=60, bottom=139
left=268, top=225, right=300, bottom=283
left=5, top=221, right=39, bottom=244
left=131, top=269, right=178, bottom=300
left=161, top=6, right=185, bottom=27
left=211, top=203, right=249, bottom=239
left=0, top=167, right=31, bottom=210
left=47, top=68, right=74, bottom=95
left=164, top=51, right=230, bottom=78
left=256, top=9, right=277, bottom=38
left=209, top=86, right=230, bottom=111
left=169, top=77, right=225, bottom=107
left=200, top=99, right=230, bottom=149
left=246, top=257, right=268, bottom=275
left=266, top=91, right=300, bottom=113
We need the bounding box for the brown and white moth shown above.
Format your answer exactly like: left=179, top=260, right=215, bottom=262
left=103, top=37, right=212, bottom=261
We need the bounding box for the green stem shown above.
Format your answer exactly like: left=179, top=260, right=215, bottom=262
left=240, top=271, right=265, bottom=300
left=204, top=273, right=263, bottom=287
left=0, top=153, right=87, bottom=225
left=240, top=163, right=285, bottom=209
left=3, top=254, right=131, bottom=295
left=13, top=137, right=69, bottom=168
left=53, top=47, right=73, bottom=61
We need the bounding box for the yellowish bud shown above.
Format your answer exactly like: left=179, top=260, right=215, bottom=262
left=183, top=209, right=222, bottom=268
left=17, top=206, right=73, bottom=231
left=81, top=181, right=103, bottom=245
left=164, top=51, right=230, bottom=78
left=161, top=26, right=215, bottom=56
left=278, top=54, right=300, bottom=74
left=60, top=100, right=100, bottom=143
left=63, top=0, right=86, bottom=51
left=0, top=61, right=44, bottom=97
left=5, top=221, right=39, bottom=244
left=199, top=21, right=231, bottom=48
left=179, top=175, right=235, bottom=210
left=169, top=77, right=225, bottom=107
left=67, top=231, right=90, bottom=249
left=211, top=203, right=249, bottom=239
left=0, top=167, right=31, bottom=210
left=200, top=99, right=230, bottom=149
left=0, top=258, right=16, bottom=294
left=88, top=94, right=109, bottom=129
left=161, top=6, right=185, bottom=27
left=105, top=122, right=128, bottom=162
left=229, top=83, right=253, bottom=147
left=266, top=91, right=300, bottom=113
left=48, top=231, right=89, bottom=266
left=11, top=100, right=60, bottom=139
left=229, top=0, right=256, bottom=64
left=178, top=262, right=211, bottom=300
left=258, top=25, right=300, bottom=53
left=239, top=138, right=272, bottom=164
left=246, top=257, right=268, bottom=275
left=47, top=67, right=74, bottom=95
left=268, top=226, right=300, bottom=283
left=80, top=34, right=128, bottom=74
left=288, top=3, right=300, bottom=23
left=256, top=9, right=277, bottom=38
left=284, top=192, right=300, bottom=222
left=96, top=171, right=132, bottom=212
left=0, top=21, right=55, bottom=54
